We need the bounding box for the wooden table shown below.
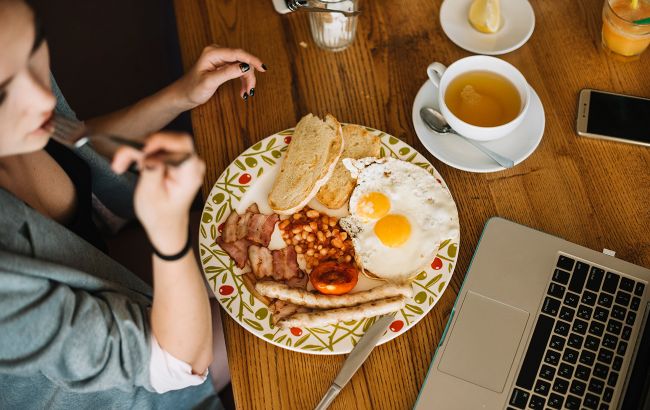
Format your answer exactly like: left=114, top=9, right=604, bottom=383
left=174, top=1, right=650, bottom=408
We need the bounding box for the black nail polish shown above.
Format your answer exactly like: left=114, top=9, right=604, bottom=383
left=239, top=63, right=250, bottom=73
left=261, top=63, right=268, bottom=71
left=249, top=88, right=255, bottom=97
left=243, top=92, right=248, bottom=101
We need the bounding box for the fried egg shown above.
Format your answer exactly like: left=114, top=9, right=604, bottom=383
left=339, top=158, right=459, bottom=282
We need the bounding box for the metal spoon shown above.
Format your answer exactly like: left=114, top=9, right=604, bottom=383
left=419, top=107, right=515, bottom=169
left=286, top=0, right=361, bottom=17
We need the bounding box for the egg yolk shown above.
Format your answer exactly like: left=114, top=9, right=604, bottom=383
left=374, top=214, right=411, bottom=247
left=356, top=192, right=390, bottom=219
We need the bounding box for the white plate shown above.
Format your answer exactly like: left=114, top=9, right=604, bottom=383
left=199, top=126, right=460, bottom=354
left=440, top=0, right=535, bottom=55
left=411, top=79, right=545, bottom=173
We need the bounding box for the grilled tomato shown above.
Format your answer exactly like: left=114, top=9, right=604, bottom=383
left=310, top=261, right=359, bottom=295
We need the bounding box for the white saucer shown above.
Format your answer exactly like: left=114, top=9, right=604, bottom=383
left=440, top=0, right=535, bottom=55
left=411, top=79, right=545, bottom=173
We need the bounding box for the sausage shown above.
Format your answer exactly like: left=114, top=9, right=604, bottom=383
left=277, top=296, right=407, bottom=328
left=255, top=281, right=412, bottom=309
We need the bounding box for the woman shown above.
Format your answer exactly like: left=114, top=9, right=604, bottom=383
left=0, top=0, right=265, bottom=407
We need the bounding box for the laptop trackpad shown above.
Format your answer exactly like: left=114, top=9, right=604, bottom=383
left=438, top=291, right=529, bottom=393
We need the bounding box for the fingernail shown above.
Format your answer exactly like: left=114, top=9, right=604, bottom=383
left=249, top=88, right=255, bottom=97
left=261, top=63, right=268, bottom=71
left=239, top=63, right=250, bottom=73
left=242, top=92, right=248, bottom=101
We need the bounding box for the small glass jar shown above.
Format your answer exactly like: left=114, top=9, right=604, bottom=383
left=308, top=0, right=360, bottom=52
left=601, top=0, right=650, bottom=60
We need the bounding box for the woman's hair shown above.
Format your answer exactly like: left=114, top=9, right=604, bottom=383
left=30, top=6, right=44, bottom=51
left=5, top=0, right=46, bottom=51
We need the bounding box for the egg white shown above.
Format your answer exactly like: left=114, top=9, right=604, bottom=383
left=340, top=158, right=459, bottom=281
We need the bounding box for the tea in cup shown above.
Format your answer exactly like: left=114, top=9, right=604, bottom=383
left=427, top=55, right=531, bottom=141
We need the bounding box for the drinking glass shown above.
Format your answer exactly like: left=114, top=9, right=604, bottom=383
left=602, top=0, right=650, bottom=60
left=309, top=0, right=360, bottom=52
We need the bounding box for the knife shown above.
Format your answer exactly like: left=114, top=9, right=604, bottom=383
left=314, top=315, right=394, bottom=410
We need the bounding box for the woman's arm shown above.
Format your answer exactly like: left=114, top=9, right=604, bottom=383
left=86, top=46, right=266, bottom=158
left=84, top=84, right=193, bottom=143
left=112, top=132, right=212, bottom=374
left=150, top=226, right=213, bottom=373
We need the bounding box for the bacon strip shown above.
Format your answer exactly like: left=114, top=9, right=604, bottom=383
left=272, top=246, right=300, bottom=281
left=222, top=210, right=240, bottom=243
left=235, top=212, right=252, bottom=240
left=263, top=214, right=280, bottom=244
left=215, top=237, right=250, bottom=268
left=246, top=214, right=279, bottom=247
left=222, top=204, right=265, bottom=243
left=236, top=204, right=260, bottom=240
left=247, top=215, right=264, bottom=241
left=248, top=245, right=274, bottom=279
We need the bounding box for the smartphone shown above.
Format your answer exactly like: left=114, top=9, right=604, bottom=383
left=576, top=89, right=650, bottom=147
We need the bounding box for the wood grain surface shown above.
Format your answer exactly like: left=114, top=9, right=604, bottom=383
left=173, top=1, right=650, bottom=408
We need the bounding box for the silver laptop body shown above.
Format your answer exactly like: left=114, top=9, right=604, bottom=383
left=414, top=217, right=650, bottom=410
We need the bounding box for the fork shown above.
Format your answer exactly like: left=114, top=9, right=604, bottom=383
left=49, top=114, right=191, bottom=166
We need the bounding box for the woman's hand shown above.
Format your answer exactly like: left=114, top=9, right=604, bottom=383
left=173, top=45, right=266, bottom=108
left=111, top=132, right=205, bottom=254
left=84, top=46, right=265, bottom=153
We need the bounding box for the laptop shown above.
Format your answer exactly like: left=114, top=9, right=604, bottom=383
left=414, top=217, right=650, bottom=410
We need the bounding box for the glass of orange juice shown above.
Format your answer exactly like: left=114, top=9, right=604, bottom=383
left=602, top=0, right=650, bottom=60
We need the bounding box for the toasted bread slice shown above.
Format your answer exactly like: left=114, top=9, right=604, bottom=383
left=268, top=114, right=343, bottom=215
left=316, top=125, right=381, bottom=209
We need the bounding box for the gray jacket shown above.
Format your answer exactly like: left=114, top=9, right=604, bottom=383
left=0, top=79, right=219, bottom=409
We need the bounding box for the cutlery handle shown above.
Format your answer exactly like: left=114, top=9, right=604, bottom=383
left=105, top=135, right=145, bottom=150
left=458, top=133, right=515, bottom=169
left=296, top=5, right=360, bottom=17
left=86, top=135, right=191, bottom=167
left=76, top=134, right=144, bottom=150
left=314, top=385, right=341, bottom=410
left=144, top=151, right=193, bottom=167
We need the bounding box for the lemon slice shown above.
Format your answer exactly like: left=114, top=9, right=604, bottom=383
left=468, top=0, right=501, bottom=34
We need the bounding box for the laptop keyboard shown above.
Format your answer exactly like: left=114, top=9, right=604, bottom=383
left=507, top=255, right=646, bottom=410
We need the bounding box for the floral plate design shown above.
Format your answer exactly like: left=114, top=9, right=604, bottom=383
left=199, top=126, right=460, bottom=354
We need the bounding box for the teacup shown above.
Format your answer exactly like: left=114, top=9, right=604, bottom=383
left=426, top=55, right=531, bottom=141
